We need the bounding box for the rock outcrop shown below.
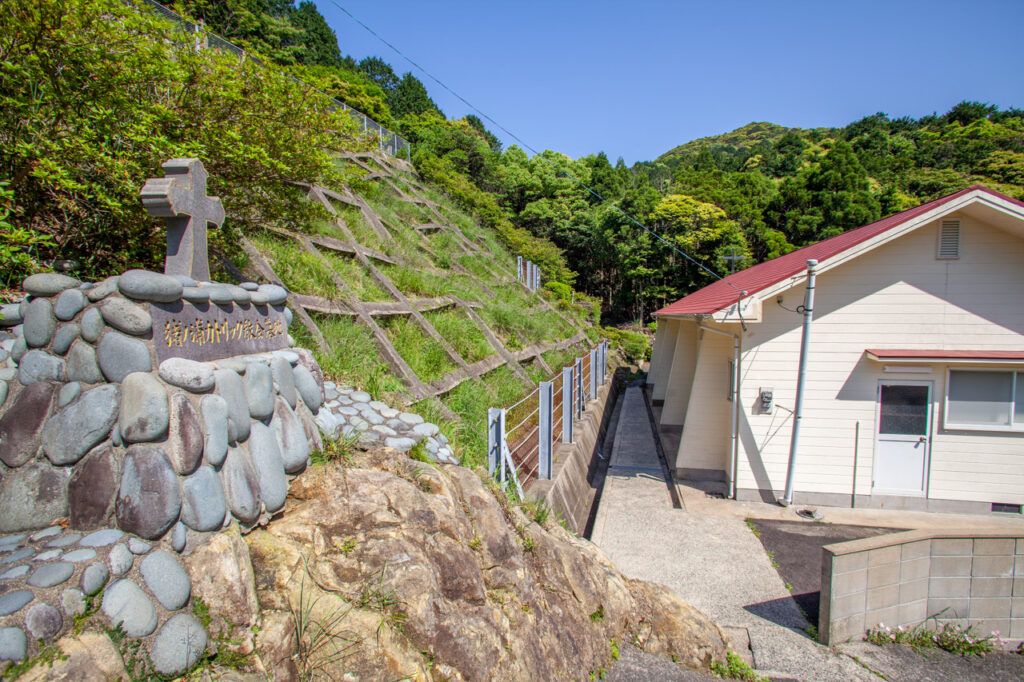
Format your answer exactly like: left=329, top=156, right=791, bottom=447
left=247, top=447, right=728, bottom=680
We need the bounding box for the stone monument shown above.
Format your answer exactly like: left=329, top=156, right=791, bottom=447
left=139, top=158, right=290, bottom=362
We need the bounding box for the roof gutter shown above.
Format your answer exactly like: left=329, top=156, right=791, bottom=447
left=696, top=318, right=741, bottom=500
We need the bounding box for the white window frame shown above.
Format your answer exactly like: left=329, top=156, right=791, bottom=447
left=942, top=367, right=1024, bottom=433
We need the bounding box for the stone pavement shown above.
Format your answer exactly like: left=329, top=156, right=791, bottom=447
left=592, top=384, right=875, bottom=681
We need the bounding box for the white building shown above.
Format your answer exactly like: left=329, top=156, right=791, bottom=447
left=648, top=186, right=1024, bottom=513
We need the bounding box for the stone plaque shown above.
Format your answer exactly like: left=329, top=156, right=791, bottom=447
left=150, top=300, right=290, bottom=363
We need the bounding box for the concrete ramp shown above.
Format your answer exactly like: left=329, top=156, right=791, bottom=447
left=591, top=385, right=875, bottom=681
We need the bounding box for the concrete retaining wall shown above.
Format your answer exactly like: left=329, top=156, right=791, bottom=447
left=821, top=530, right=1024, bottom=645
left=528, top=381, right=614, bottom=534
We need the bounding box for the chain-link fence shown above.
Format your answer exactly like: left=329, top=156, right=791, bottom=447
left=136, top=0, right=411, bottom=158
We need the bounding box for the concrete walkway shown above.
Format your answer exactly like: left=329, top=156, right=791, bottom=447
left=592, top=385, right=875, bottom=681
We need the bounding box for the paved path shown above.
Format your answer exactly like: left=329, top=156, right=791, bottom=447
left=593, top=385, right=874, bottom=681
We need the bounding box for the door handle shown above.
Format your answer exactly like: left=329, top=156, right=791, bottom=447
left=917, top=436, right=927, bottom=444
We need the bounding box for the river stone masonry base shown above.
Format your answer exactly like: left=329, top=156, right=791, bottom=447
left=0, top=270, right=457, bottom=673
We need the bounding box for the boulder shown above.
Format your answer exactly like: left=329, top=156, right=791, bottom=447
left=199, top=394, right=228, bottom=467
left=97, top=331, right=152, bottom=383
left=246, top=452, right=728, bottom=681
left=23, top=299, right=56, bottom=348
left=115, top=445, right=181, bottom=540
left=0, top=462, right=69, bottom=533
left=41, top=384, right=120, bottom=466
left=99, top=297, right=152, bottom=336
left=51, top=323, right=81, bottom=355
left=119, top=372, right=168, bottom=443
left=86, top=276, right=119, bottom=302
left=54, top=288, right=86, bottom=321
left=68, top=445, right=119, bottom=530
left=220, top=446, right=261, bottom=525
left=158, top=357, right=214, bottom=393
left=247, top=423, right=287, bottom=513
left=57, top=381, right=81, bottom=407
left=23, top=273, right=80, bottom=297
left=79, top=307, right=104, bottom=342
left=15, top=631, right=126, bottom=681
left=149, top=614, right=207, bottom=675
left=17, top=350, right=66, bottom=384
left=269, top=398, right=309, bottom=474
left=24, top=603, right=63, bottom=641
left=184, top=524, right=259, bottom=644
left=165, top=393, right=202, bottom=475
left=269, top=356, right=296, bottom=408
left=292, top=364, right=322, bottom=414
left=139, top=550, right=191, bottom=610
left=244, top=361, right=274, bottom=420
left=107, top=544, right=133, bottom=576
left=101, top=579, right=157, bottom=638
left=80, top=562, right=109, bottom=596
left=180, top=466, right=227, bottom=532
left=214, top=369, right=250, bottom=443
left=0, top=381, right=57, bottom=468
left=117, top=269, right=182, bottom=303
left=66, top=339, right=104, bottom=384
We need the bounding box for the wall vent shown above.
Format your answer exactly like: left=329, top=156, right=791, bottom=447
left=937, top=219, right=961, bottom=259
left=991, top=502, right=1022, bottom=514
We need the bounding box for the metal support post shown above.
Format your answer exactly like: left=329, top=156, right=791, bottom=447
left=538, top=382, right=553, bottom=479
left=487, top=408, right=504, bottom=480
left=590, top=349, right=598, bottom=400
left=575, top=358, right=584, bottom=418
left=561, top=366, right=574, bottom=443
left=601, top=341, right=608, bottom=381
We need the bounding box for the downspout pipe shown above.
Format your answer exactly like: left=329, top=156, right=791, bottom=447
left=697, top=318, right=741, bottom=500
left=781, top=259, right=819, bottom=507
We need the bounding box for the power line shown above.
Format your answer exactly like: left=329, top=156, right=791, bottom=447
left=324, top=0, right=743, bottom=293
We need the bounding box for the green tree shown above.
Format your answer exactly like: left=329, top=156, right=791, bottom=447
left=765, top=139, right=880, bottom=245
left=289, top=0, right=341, bottom=66
left=390, top=72, right=442, bottom=119
left=464, top=115, right=502, bottom=153
left=357, top=56, right=399, bottom=93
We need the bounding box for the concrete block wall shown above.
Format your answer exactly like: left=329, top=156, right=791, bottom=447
left=821, top=530, right=1024, bottom=644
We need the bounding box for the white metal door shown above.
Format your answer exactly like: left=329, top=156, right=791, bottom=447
left=873, top=381, right=932, bottom=495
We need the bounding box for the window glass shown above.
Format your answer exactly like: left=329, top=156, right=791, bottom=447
left=879, top=385, right=929, bottom=435
left=947, top=370, right=1012, bottom=426
left=1016, top=374, right=1024, bottom=425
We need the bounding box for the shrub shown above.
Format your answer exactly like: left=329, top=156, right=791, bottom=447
left=601, top=326, right=651, bottom=364
left=1, top=0, right=366, bottom=280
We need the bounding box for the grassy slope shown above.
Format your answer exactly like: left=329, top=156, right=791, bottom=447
left=248, top=154, right=599, bottom=468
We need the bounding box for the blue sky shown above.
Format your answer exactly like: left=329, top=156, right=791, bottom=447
left=312, top=0, right=1024, bottom=164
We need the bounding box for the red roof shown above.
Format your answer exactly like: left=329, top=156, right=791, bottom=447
left=866, top=349, right=1024, bottom=361
left=655, top=185, right=1024, bottom=316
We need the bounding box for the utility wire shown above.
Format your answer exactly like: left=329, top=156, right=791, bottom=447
left=325, top=0, right=745, bottom=294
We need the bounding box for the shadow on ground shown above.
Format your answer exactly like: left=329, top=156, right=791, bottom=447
left=749, top=519, right=899, bottom=625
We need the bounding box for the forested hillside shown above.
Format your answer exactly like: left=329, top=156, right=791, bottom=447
left=4, top=0, right=1021, bottom=328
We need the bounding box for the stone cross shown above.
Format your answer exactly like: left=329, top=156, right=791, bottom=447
left=140, top=158, right=224, bottom=281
